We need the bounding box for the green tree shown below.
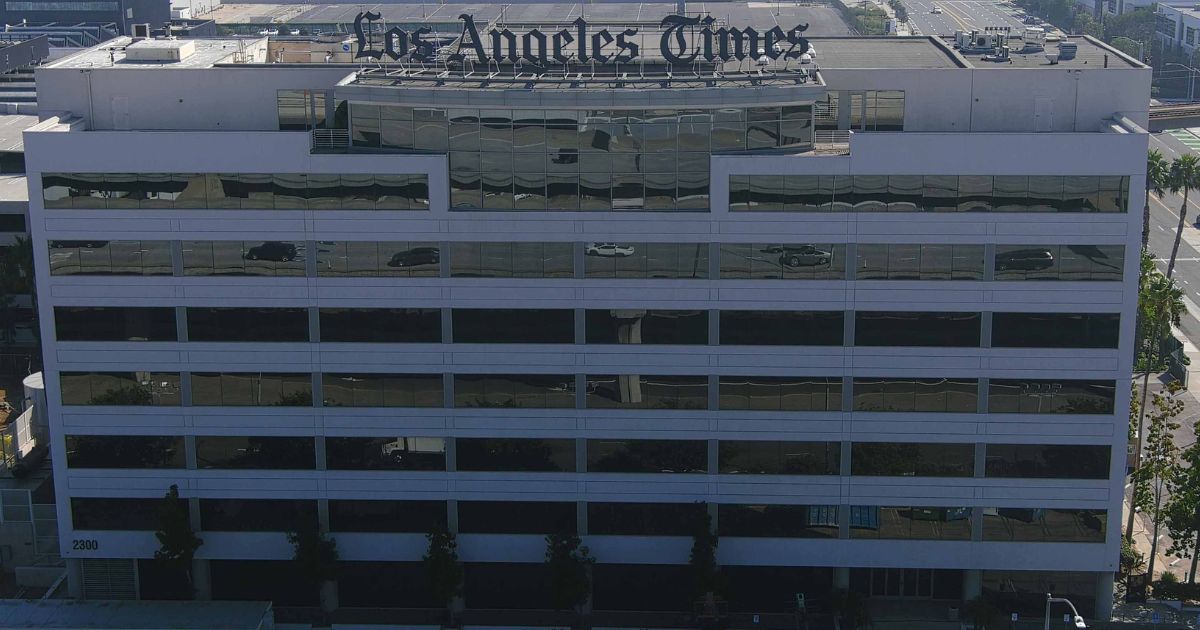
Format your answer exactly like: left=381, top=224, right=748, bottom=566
left=153, top=484, right=202, bottom=598
left=424, top=529, right=464, bottom=621
left=688, top=508, right=724, bottom=599
left=287, top=525, right=339, bottom=611
left=1146, top=150, right=1170, bottom=249
left=1165, top=418, right=1200, bottom=582
left=1168, top=154, right=1200, bottom=279
left=1121, top=538, right=1147, bottom=586
left=544, top=532, right=595, bottom=612
left=0, top=235, right=34, bottom=353
left=1134, top=382, right=1184, bottom=579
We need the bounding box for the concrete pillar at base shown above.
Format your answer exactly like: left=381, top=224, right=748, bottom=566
left=962, top=569, right=982, bottom=602
left=1094, top=572, right=1115, bottom=621
left=192, top=558, right=211, bottom=600
left=66, top=558, right=82, bottom=599
left=834, top=567, right=850, bottom=590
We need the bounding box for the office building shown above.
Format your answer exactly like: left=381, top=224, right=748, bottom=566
left=25, top=19, right=1147, bottom=621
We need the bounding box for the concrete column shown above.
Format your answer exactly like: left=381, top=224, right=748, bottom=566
left=843, top=310, right=855, bottom=346
left=66, top=558, right=83, bottom=598
left=441, top=308, right=453, bottom=343
left=574, top=309, right=585, bottom=345
left=192, top=558, right=212, bottom=600
left=980, top=312, right=993, bottom=349
left=707, top=242, right=720, bottom=279
left=707, top=375, right=719, bottom=412
left=1094, top=572, right=1115, bottom=621
left=574, top=241, right=585, bottom=279
left=962, top=569, right=982, bottom=602
left=305, top=241, right=317, bottom=277
left=834, top=566, right=850, bottom=590
left=983, top=243, right=996, bottom=281
left=170, top=240, right=184, bottom=276
left=844, top=243, right=857, bottom=281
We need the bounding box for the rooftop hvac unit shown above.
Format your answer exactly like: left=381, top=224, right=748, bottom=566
left=131, top=23, right=150, bottom=40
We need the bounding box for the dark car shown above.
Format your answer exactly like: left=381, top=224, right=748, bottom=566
left=49, top=240, right=109, bottom=249
left=244, top=241, right=298, bottom=262
left=996, top=248, right=1054, bottom=271
left=762, top=244, right=833, bottom=267
left=388, top=247, right=440, bottom=268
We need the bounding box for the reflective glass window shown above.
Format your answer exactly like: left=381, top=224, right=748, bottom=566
left=585, top=375, right=707, bottom=409
left=583, top=243, right=709, bottom=279
left=318, top=308, right=441, bottom=343
left=719, top=311, right=844, bottom=346
left=586, top=310, right=707, bottom=345
left=458, top=501, right=577, bottom=534
left=48, top=240, right=171, bottom=276
left=453, top=375, right=575, bottom=408
left=854, top=311, right=981, bottom=347
left=982, top=508, right=1106, bottom=542
left=65, top=435, right=184, bottom=468
left=848, top=506, right=972, bottom=539
left=60, top=371, right=181, bottom=406
left=321, top=373, right=442, bottom=407
left=325, top=436, right=446, bottom=470
left=984, top=444, right=1110, bottom=479
left=856, top=244, right=985, bottom=280
left=718, top=441, right=840, bottom=475
left=994, top=244, right=1124, bottom=281
left=195, top=436, right=315, bottom=469
left=455, top=437, right=576, bottom=472
left=182, top=241, right=305, bottom=277
left=186, top=307, right=309, bottom=342
left=586, top=439, right=707, bottom=473
left=719, top=243, right=846, bottom=279
left=851, top=377, right=978, bottom=412
left=992, top=313, right=1119, bottom=349
left=72, top=498, right=180, bottom=531
left=450, top=242, right=573, bottom=278
left=190, top=373, right=313, bottom=406
left=717, top=504, right=839, bottom=538
left=317, top=242, right=439, bottom=277
left=55, top=306, right=176, bottom=342
left=328, top=500, right=446, bottom=533
left=850, top=442, right=975, bottom=477
left=200, top=499, right=318, bottom=532
left=588, top=502, right=706, bottom=535
left=451, top=309, right=574, bottom=344
left=718, top=376, right=842, bottom=411
left=988, top=379, right=1116, bottom=414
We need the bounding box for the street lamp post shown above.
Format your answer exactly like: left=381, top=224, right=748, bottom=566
left=1044, top=593, right=1087, bottom=630
left=1164, top=62, right=1199, bottom=101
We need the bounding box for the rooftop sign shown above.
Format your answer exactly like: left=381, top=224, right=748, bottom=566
left=352, top=13, right=810, bottom=68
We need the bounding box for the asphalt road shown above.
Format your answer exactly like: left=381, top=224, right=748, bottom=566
left=1147, top=132, right=1200, bottom=344
left=902, top=0, right=1031, bottom=37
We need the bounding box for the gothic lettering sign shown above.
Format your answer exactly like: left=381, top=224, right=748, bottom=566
left=352, top=12, right=809, bottom=67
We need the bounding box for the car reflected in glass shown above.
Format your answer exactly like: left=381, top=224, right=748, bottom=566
left=387, top=247, right=440, bottom=268
left=244, top=241, right=298, bottom=262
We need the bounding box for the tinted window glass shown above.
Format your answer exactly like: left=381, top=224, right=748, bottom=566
left=586, top=310, right=708, bottom=345
left=992, top=313, right=1119, bottom=349
left=719, top=441, right=839, bottom=475
left=458, top=501, right=577, bottom=534
left=984, top=444, right=1110, bottom=479
left=588, top=502, right=706, bottom=535
left=72, top=498, right=182, bottom=531
left=182, top=241, right=306, bottom=277
left=55, top=306, right=176, bottom=341
left=719, top=311, right=843, bottom=346
left=319, top=308, right=441, bottom=343
left=60, top=372, right=181, bottom=406
left=848, top=506, right=972, bottom=540
left=850, top=442, right=975, bottom=477
left=587, top=439, right=707, bottom=473
left=48, top=240, right=172, bottom=276
left=186, top=307, right=309, bottom=342
left=719, top=243, right=846, bottom=279
left=585, top=375, right=708, bottom=409
left=325, top=436, right=446, bottom=471
left=718, top=504, right=839, bottom=538
left=982, top=508, right=1106, bottom=542
left=321, top=373, right=442, bottom=407
left=855, top=311, right=981, bottom=347
left=583, top=243, right=709, bottom=279
left=453, top=374, right=575, bottom=408
left=190, top=373, right=312, bottom=406
left=199, top=499, right=318, bottom=532
left=455, top=437, right=576, bottom=472
left=988, top=379, right=1116, bottom=414
left=316, top=242, right=439, bottom=277
left=329, top=500, right=447, bottom=533
left=195, top=436, right=315, bottom=469
left=994, top=244, right=1124, bottom=281
left=856, top=244, right=984, bottom=280
left=852, top=378, right=978, bottom=412
left=65, top=435, right=184, bottom=468
left=452, top=309, right=574, bottom=343
left=719, top=376, right=842, bottom=411
left=450, top=242, right=574, bottom=278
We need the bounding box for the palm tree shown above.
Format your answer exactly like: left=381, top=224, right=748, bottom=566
left=1128, top=268, right=1187, bottom=543
left=1167, top=154, right=1200, bottom=279
left=1146, top=150, right=1169, bottom=249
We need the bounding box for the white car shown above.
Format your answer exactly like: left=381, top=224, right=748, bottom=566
left=585, top=242, right=635, bottom=257
left=931, top=6, right=943, bottom=13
